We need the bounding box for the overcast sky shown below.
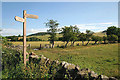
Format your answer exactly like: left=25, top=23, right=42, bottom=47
left=1, top=2, right=118, bottom=36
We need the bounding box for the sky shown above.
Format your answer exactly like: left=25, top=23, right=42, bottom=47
left=1, top=2, right=118, bottom=36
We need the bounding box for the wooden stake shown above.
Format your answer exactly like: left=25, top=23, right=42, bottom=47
left=23, top=10, right=26, bottom=66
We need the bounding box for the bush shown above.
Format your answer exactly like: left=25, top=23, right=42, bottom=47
left=107, top=34, right=118, bottom=43
left=2, top=47, right=60, bottom=79
left=103, top=36, right=108, bottom=44
left=92, top=36, right=103, bottom=44
left=106, top=26, right=118, bottom=35
left=2, top=37, right=13, bottom=46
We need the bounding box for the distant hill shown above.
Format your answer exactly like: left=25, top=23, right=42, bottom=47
left=93, top=31, right=106, bottom=37
left=28, top=31, right=106, bottom=38
left=27, top=32, right=50, bottom=36
left=27, top=32, right=62, bottom=41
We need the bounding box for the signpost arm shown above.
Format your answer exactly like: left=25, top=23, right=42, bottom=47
left=23, top=10, right=26, bottom=66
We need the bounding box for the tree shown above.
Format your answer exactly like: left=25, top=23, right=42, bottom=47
left=61, top=26, right=73, bottom=47
left=6, top=35, right=18, bottom=41
left=70, top=25, right=80, bottom=46
left=45, top=20, right=59, bottom=48
left=78, top=33, right=86, bottom=45
left=92, top=36, right=100, bottom=44
left=106, top=26, right=119, bottom=43
left=103, top=36, right=107, bottom=44
left=106, top=26, right=117, bottom=35
left=117, top=28, right=120, bottom=43
left=18, top=34, right=21, bottom=37
left=98, top=37, right=103, bottom=44
left=85, top=30, right=94, bottom=45
left=107, top=34, right=118, bottom=43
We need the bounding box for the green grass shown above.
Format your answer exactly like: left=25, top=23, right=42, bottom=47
left=12, top=41, right=119, bottom=78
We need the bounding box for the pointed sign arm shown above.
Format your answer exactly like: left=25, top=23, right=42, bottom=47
left=15, top=16, right=24, bottom=22
left=26, top=14, right=39, bottom=19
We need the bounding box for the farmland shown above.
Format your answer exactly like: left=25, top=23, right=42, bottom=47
left=12, top=41, right=119, bottom=78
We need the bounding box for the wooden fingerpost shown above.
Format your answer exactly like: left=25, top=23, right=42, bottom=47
left=15, top=10, right=39, bottom=66
left=23, top=10, right=27, bottom=66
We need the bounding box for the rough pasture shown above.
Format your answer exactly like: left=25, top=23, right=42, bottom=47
left=12, top=41, right=119, bottom=78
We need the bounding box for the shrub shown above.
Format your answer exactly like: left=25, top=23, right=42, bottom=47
left=103, top=36, right=108, bottom=44
left=107, top=34, right=118, bottom=43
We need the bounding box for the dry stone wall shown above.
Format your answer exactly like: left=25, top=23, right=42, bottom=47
left=29, top=52, right=118, bottom=80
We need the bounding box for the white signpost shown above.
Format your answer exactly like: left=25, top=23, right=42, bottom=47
left=15, top=10, right=38, bottom=66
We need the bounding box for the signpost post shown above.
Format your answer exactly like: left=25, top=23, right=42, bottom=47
left=15, top=10, right=38, bottom=66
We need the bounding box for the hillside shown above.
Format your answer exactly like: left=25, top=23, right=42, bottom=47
left=28, top=31, right=107, bottom=40
left=27, top=32, right=62, bottom=41
left=27, top=32, right=50, bottom=36
left=93, top=31, right=106, bottom=37
left=28, top=31, right=106, bottom=37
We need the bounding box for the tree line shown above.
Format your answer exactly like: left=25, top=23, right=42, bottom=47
left=46, top=20, right=120, bottom=48
left=5, top=36, right=43, bottom=41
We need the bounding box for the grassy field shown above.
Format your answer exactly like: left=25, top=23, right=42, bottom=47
left=12, top=41, right=119, bottom=78
left=12, top=41, right=94, bottom=48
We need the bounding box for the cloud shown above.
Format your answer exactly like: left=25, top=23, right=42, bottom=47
left=27, top=28, right=49, bottom=34
left=1, top=28, right=22, bottom=36
left=1, top=28, right=49, bottom=36
left=71, top=22, right=118, bottom=32
left=99, top=22, right=113, bottom=25
left=2, top=22, right=117, bottom=36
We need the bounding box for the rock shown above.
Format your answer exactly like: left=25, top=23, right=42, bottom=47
left=46, top=59, right=51, bottom=66
left=90, top=71, right=98, bottom=79
left=61, top=61, right=67, bottom=66
left=100, top=75, right=109, bottom=80
left=55, top=60, right=59, bottom=64
left=30, top=52, right=36, bottom=55
left=75, top=65, right=80, bottom=71
left=64, top=62, right=70, bottom=68
left=45, top=58, right=49, bottom=64
left=80, top=68, right=90, bottom=73
left=26, top=52, right=29, bottom=55
left=77, top=68, right=91, bottom=78
left=51, top=60, right=56, bottom=65
left=65, top=63, right=76, bottom=70
left=77, top=70, right=88, bottom=78
left=40, top=55, right=47, bottom=63
left=33, top=49, right=39, bottom=51
left=41, top=56, right=46, bottom=60
left=109, top=77, right=118, bottom=80
left=29, top=55, right=39, bottom=59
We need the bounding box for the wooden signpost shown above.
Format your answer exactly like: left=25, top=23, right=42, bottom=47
left=15, top=10, right=38, bottom=66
